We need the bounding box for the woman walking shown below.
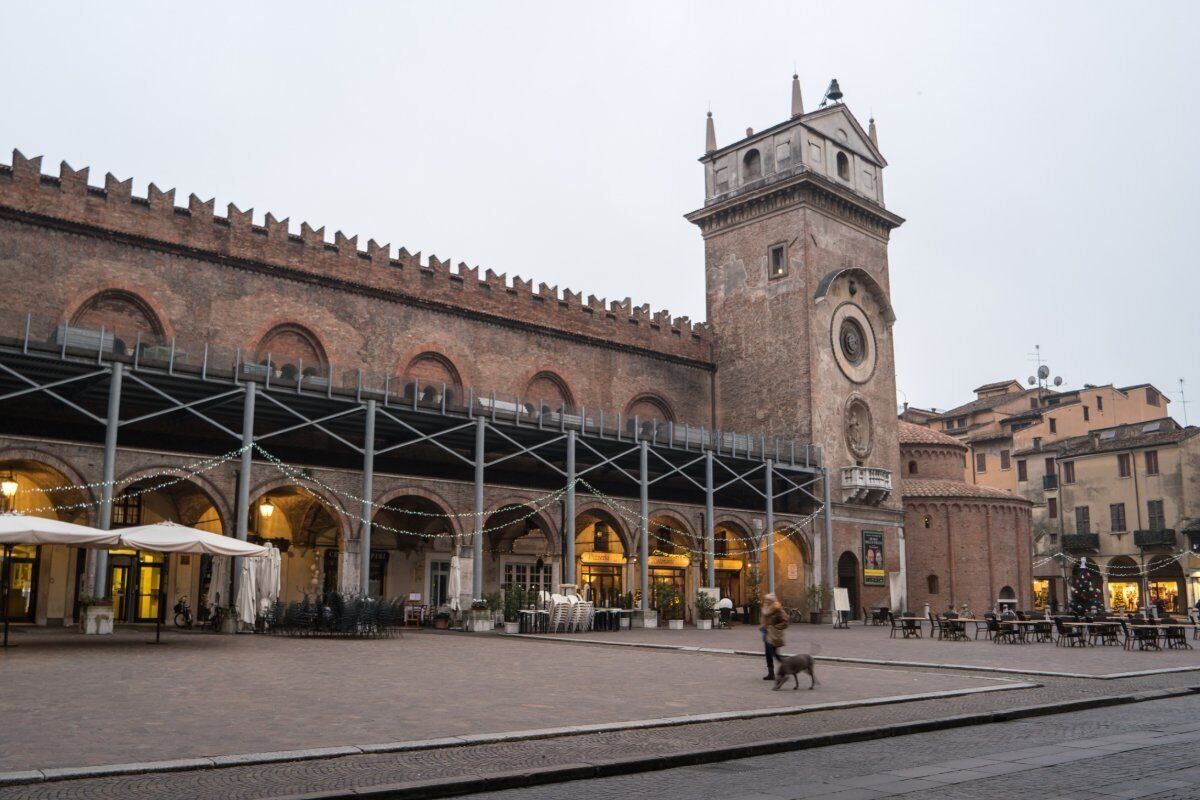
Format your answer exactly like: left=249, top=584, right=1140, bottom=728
left=761, top=593, right=788, bottom=680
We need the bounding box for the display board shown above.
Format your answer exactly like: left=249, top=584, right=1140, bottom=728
left=862, top=530, right=885, bottom=586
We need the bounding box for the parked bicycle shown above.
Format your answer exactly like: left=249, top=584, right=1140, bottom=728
left=173, top=595, right=194, bottom=629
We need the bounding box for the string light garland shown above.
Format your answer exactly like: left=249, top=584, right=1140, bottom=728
left=6, top=446, right=249, bottom=496
left=1033, top=550, right=1195, bottom=579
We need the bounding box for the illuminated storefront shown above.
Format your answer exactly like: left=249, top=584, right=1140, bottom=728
left=0, top=544, right=39, bottom=622
left=1032, top=579, right=1051, bottom=610
left=576, top=515, right=627, bottom=606
left=1108, top=581, right=1140, bottom=612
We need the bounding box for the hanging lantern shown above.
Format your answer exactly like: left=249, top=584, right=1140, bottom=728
left=0, top=472, right=17, bottom=499
left=258, top=499, right=276, bottom=519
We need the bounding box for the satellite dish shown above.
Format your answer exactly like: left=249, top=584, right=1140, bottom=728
left=1028, top=377, right=1036, bottom=385
left=1053, top=376, right=1063, bottom=387
left=1037, top=365, right=1050, bottom=380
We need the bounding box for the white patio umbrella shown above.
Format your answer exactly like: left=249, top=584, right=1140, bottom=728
left=0, top=513, right=121, bottom=648
left=253, top=545, right=281, bottom=616
left=448, top=555, right=462, bottom=613
left=236, top=556, right=258, bottom=626
left=113, top=522, right=270, bottom=643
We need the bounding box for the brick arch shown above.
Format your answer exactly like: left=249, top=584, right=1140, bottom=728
left=574, top=502, right=634, bottom=553
left=399, top=351, right=465, bottom=406
left=523, top=369, right=575, bottom=413
left=65, top=287, right=170, bottom=347
left=814, top=267, right=896, bottom=324
left=373, top=485, right=464, bottom=540
left=252, top=322, right=329, bottom=373
left=0, top=447, right=97, bottom=525
left=624, top=393, right=677, bottom=424
left=484, top=493, right=561, bottom=556
left=647, top=507, right=697, bottom=552
left=114, top=464, right=233, bottom=535
left=249, top=477, right=349, bottom=544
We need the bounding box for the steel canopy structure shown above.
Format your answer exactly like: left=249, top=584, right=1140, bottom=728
left=0, top=315, right=829, bottom=606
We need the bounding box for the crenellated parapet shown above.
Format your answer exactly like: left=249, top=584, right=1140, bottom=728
left=0, top=150, right=711, bottom=362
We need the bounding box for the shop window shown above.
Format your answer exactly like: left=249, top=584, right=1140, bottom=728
left=1017, top=460, right=1027, bottom=482
left=1075, top=506, right=1090, bottom=534
left=927, top=574, right=939, bottom=595
left=1110, top=503, right=1126, bottom=532
left=1062, top=461, right=1075, bottom=484
left=1148, top=580, right=1179, bottom=612
left=1032, top=579, right=1050, bottom=609
left=1148, top=499, right=1165, bottom=531
left=1145, top=450, right=1159, bottom=475
left=1118, top=453, right=1131, bottom=478
left=1109, top=581, right=1139, bottom=612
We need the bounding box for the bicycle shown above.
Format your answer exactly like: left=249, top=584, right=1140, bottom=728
left=173, top=595, right=194, bottom=629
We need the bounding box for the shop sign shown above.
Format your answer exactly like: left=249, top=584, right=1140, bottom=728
left=712, top=558, right=743, bottom=571
left=648, top=554, right=690, bottom=569
left=861, top=530, right=885, bottom=586
left=580, top=551, right=627, bottom=565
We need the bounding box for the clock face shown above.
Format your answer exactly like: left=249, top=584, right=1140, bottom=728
left=830, top=302, right=877, bottom=384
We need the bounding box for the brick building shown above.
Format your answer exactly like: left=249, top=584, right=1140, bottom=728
left=0, top=76, right=909, bottom=627
left=898, top=421, right=1033, bottom=613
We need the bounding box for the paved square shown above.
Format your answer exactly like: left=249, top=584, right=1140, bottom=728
left=551, top=622, right=1200, bottom=676
left=0, top=627, right=1018, bottom=772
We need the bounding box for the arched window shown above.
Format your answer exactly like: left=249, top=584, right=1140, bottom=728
left=525, top=371, right=574, bottom=414
left=836, top=151, right=850, bottom=181
left=908, top=460, right=918, bottom=475
left=402, top=352, right=463, bottom=407
left=742, top=149, right=762, bottom=181
left=69, top=289, right=165, bottom=354
left=927, top=574, right=940, bottom=595
left=256, top=324, right=327, bottom=381
left=922, top=514, right=931, bottom=529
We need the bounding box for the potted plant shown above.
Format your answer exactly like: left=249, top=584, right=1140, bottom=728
left=695, top=590, right=716, bottom=630
left=745, top=565, right=762, bottom=624
left=632, top=587, right=657, bottom=628
left=652, top=582, right=684, bottom=629
left=502, top=584, right=524, bottom=634
left=468, top=598, right=493, bottom=632
left=806, top=583, right=831, bottom=625
left=78, top=595, right=114, bottom=635
left=619, top=591, right=633, bottom=627
left=433, top=609, right=451, bottom=630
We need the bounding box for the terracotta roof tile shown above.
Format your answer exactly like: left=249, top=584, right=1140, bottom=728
left=897, top=420, right=967, bottom=449
left=901, top=478, right=1031, bottom=503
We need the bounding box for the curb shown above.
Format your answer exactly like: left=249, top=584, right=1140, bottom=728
left=0, top=681, right=1036, bottom=787
left=265, top=686, right=1200, bottom=800
left=502, top=633, right=1200, bottom=680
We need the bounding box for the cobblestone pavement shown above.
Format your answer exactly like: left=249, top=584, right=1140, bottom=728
left=2, top=671, right=1197, bottom=799
left=0, top=627, right=1012, bottom=771
left=475, top=694, right=1200, bottom=800
left=547, top=622, right=1200, bottom=676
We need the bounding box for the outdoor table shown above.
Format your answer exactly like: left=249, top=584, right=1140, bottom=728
left=897, top=616, right=923, bottom=638
left=940, top=616, right=971, bottom=641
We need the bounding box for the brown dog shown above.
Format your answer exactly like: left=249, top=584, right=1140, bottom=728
left=772, top=653, right=818, bottom=690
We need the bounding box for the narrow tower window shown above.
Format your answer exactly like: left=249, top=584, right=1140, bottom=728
left=768, top=244, right=787, bottom=278
left=836, top=151, right=850, bottom=180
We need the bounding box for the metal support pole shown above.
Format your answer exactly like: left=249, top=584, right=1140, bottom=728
left=897, top=525, right=908, bottom=613
left=564, top=430, right=576, bottom=585
left=822, top=466, right=834, bottom=593
left=473, top=416, right=485, bottom=599
left=2, top=544, right=12, bottom=648
left=360, top=399, right=376, bottom=596
left=232, top=381, right=255, bottom=612
left=705, top=450, right=715, bottom=587
left=92, top=362, right=123, bottom=598
left=639, top=440, right=649, bottom=611
left=765, top=459, right=775, bottom=595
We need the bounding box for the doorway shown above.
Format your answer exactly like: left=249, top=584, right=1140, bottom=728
left=837, top=551, right=860, bottom=619
left=1, top=545, right=39, bottom=622
left=429, top=560, right=451, bottom=609
left=108, top=550, right=163, bottom=623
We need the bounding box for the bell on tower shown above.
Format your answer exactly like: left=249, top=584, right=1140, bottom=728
left=819, top=78, right=843, bottom=107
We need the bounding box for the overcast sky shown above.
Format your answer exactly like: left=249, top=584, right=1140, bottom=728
left=4, top=1, right=1197, bottom=420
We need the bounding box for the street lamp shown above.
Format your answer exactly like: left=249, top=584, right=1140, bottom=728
left=0, top=472, right=17, bottom=513
left=258, top=499, right=276, bottom=519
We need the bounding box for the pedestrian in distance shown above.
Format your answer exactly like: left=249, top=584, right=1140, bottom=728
left=760, top=592, right=788, bottom=680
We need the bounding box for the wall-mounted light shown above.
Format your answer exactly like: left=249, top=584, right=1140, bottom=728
left=0, top=472, right=18, bottom=500
left=258, top=499, right=276, bottom=519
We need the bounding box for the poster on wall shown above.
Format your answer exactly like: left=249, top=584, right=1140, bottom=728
left=861, top=530, right=885, bottom=586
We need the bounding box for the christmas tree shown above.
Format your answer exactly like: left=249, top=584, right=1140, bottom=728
left=1069, top=558, right=1104, bottom=616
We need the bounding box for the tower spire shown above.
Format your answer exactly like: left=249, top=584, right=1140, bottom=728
left=868, top=116, right=878, bottom=147
left=705, top=110, right=716, bottom=154
left=791, top=73, right=804, bottom=117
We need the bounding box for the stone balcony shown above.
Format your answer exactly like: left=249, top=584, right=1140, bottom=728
left=841, top=466, right=892, bottom=504
left=1133, top=529, right=1176, bottom=548
left=1062, top=533, right=1100, bottom=552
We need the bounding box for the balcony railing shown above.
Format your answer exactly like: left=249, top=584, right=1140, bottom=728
left=841, top=466, right=892, bottom=504
left=1062, top=533, right=1100, bottom=551
left=1133, top=529, right=1176, bottom=548
left=1043, top=474, right=1058, bottom=490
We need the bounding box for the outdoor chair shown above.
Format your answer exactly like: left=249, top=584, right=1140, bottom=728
left=1084, top=616, right=1119, bottom=647
left=993, top=616, right=1020, bottom=644
left=978, top=613, right=997, bottom=641
left=1164, top=621, right=1191, bottom=650
left=1190, top=614, right=1200, bottom=641
left=1054, top=617, right=1085, bottom=647
left=1031, top=618, right=1053, bottom=643
left=1132, top=620, right=1161, bottom=651
left=927, top=611, right=943, bottom=640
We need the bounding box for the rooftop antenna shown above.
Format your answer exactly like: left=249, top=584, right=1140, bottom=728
left=1026, top=345, right=1064, bottom=393
left=1178, top=378, right=1190, bottom=426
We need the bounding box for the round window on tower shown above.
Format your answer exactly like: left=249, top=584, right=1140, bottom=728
left=839, top=318, right=866, bottom=365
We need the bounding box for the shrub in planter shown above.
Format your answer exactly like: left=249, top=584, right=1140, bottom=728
left=502, top=584, right=525, bottom=633
left=806, top=583, right=831, bottom=624
left=695, top=591, right=716, bottom=630
left=652, top=581, right=684, bottom=628
left=433, top=611, right=451, bottom=630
